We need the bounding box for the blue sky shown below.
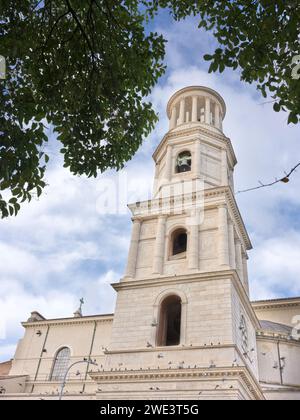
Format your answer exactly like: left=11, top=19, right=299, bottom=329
left=1, top=12, right=300, bottom=362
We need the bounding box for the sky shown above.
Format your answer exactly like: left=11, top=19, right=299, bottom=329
left=1, top=13, right=300, bottom=362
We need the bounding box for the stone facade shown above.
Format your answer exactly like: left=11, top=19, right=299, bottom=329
left=1, top=86, right=299, bottom=400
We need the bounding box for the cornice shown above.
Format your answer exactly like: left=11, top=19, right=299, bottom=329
left=252, top=297, right=300, bottom=310
left=261, top=385, right=300, bottom=393
left=224, top=187, right=252, bottom=250
left=256, top=330, right=300, bottom=346
left=22, top=314, right=114, bottom=328
left=89, top=366, right=264, bottom=400
left=104, top=343, right=236, bottom=356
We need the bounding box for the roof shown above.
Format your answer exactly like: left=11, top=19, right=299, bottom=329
left=260, top=320, right=293, bottom=335
left=0, top=360, right=12, bottom=376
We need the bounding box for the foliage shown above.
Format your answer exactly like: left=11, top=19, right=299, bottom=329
left=0, top=0, right=165, bottom=217
left=1, top=0, right=299, bottom=218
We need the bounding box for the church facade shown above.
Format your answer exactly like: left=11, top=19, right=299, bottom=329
left=1, top=86, right=300, bottom=400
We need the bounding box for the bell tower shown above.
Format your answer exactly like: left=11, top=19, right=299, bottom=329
left=92, top=86, right=264, bottom=400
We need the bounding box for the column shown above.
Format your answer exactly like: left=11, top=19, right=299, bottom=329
left=165, top=145, right=173, bottom=182
left=205, top=97, right=211, bottom=125
left=152, top=216, right=167, bottom=274
left=192, top=96, right=198, bottom=122
left=178, top=98, right=185, bottom=125
left=218, top=204, right=230, bottom=267
left=153, top=163, right=159, bottom=196
left=125, top=218, right=142, bottom=278
left=188, top=213, right=199, bottom=270
left=242, top=254, right=250, bottom=294
left=221, top=149, right=228, bottom=186
left=235, top=238, right=244, bottom=283
left=200, top=107, right=205, bottom=123
left=194, top=139, right=201, bottom=178
left=170, top=107, right=177, bottom=130
left=228, top=221, right=236, bottom=269
left=215, top=103, right=220, bottom=129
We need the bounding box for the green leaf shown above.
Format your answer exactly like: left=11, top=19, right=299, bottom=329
left=273, top=103, right=281, bottom=112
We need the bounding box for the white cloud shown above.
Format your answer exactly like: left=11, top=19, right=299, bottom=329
left=250, top=231, right=300, bottom=300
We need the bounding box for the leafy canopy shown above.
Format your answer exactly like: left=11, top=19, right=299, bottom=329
left=0, top=0, right=165, bottom=217
left=1, top=0, right=299, bottom=218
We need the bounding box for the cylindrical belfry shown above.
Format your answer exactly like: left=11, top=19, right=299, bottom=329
left=166, top=86, right=226, bottom=132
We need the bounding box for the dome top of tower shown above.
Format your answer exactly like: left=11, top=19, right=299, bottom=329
left=166, top=86, right=226, bottom=133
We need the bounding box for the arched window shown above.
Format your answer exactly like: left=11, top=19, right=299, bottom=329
left=50, top=347, right=70, bottom=381
left=171, top=228, right=187, bottom=256
left=176, top=151, right=191, bottom=173
left=157, top=295, right=182, bottom=346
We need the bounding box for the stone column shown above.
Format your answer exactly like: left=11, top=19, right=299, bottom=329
left=200, top=107, right=205, bottom=123
left=165, top=145, right=173, bottom=182
left=215, top=103, right=220, bottom=129
left=178, top=98, right=186, bottom=125
left=243, top=254, right=249, bottom=294
left=125, top=218, right=142, bottom=278
left=192, top=96, right=198, bottom=122
left=218, top=204, right=230, bottom=267
left=153, top=216, right=167, bottom=274
left=221, top=149, right=228, bottom=186
left=228, top=221, right=236, bottom=269
left=188, top=210, right=199, bottom=270
left=170, top=107, right=177, bottom=130
left=235, top=238, right=244, bottom=283
left=194, top=139, right=201, bottom=178
left=205, top=97, right=211, bottom=125
left=220, top=114, right=223, bottom=131
left=153, top=163, right=159, bottom=196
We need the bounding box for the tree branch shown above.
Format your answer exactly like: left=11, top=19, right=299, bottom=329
left=43, top=9, right=70, bottom=49
left=65, top=0, right=96, bottom=60
left=236, top=162, right=300, bottom=194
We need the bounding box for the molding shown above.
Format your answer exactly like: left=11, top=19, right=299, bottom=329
left=252, top=297, right=300, bottom=310
left=22, top=314, right=114, bottom=328
left=104, top=343, right=236, bottom=356
left=261, top=385, right=300, bottom=393
left=256, top=331, right=300, bottom=346
left=89, top=366, right=264, bottom=400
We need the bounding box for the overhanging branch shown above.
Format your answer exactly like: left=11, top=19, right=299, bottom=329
left=236, top=162, right=300, bottom=194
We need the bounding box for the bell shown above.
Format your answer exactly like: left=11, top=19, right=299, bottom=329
left=178, top=164, right=190, bottom=172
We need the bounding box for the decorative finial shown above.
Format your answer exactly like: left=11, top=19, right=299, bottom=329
left=74, top=298, right=84, bottom=318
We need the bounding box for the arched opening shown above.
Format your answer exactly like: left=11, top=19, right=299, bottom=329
left=171, top=228, right=187, bottom=256
left=176, top=151, right=191, bottom=173
left=50, top=347, right=70, bottom=381
left=157, top=295, right=182, bottom=346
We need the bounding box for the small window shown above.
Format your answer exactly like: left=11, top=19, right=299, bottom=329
left=50, top=347, right=70, bottom=381
left=157, top=295, right=182, bottom=346
left=176, top=151, right=191, bottom=173
left=172, top=229, right=187, bottom=256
